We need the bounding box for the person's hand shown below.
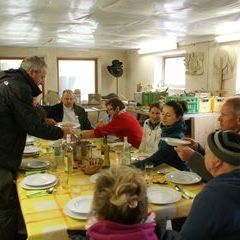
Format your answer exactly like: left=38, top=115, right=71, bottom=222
left=45, top=118, right=57, bottom=126
left=174, top=146, right=196, bottom=161
left=182, top=137, right=199, bottom=151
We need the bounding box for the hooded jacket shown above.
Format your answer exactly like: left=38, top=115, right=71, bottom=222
left=0, top=68, right=63, bottom=174
left=134, top=120, right=189, bottom=170
left=162, top=170, right=240, bottom=240
left=87, top=220, right=159, bottom=240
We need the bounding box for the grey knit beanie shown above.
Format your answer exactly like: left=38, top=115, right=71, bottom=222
left=207, top=130, right=240, bottom=166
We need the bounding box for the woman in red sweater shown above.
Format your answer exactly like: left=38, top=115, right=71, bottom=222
left=83, top=98, right=143, bottom=148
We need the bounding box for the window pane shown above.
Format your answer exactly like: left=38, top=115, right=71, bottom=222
left=164, top=57, right=185, bottom=88
left=0, top=59, right=22, bottom=70
left=58, top=60, right=96, bottom=101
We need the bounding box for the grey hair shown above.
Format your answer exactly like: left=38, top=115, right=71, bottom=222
left=225, top=97, right=240, bottom=115
left=62, top=89, right=74, bottom=96
left=20, top=56, right=47, bottom=73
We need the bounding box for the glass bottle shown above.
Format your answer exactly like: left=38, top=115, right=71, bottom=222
left=101, top=135, right=110, bottom=168
left=64, top=134, right=74, bottom=173
left=122, top=136, right=131, bottom=165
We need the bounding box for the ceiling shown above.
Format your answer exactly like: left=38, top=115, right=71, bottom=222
left=1, top=0, right=240, bottom=50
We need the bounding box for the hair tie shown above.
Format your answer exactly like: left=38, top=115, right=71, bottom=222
left=128, top=200, right=138, bottom=208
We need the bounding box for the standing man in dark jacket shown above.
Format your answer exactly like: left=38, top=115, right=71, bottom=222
left=0, top=56, right=73, bottom=240
left=47, top=89, right=92, bottom=130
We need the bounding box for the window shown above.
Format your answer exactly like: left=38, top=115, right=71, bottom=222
left=163, top=56, right=185, bottom=88
left=0, top=58, right=22, bottom=71
left=58, top=59, right=97, bottom=102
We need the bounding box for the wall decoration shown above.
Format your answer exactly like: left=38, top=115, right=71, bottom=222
left=213, top=46, right=236, bottom=96
left=185, top=52, right=204, bottom=75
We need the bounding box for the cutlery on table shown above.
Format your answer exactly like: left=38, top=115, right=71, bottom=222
left=175, top=185, right=192, bottom=199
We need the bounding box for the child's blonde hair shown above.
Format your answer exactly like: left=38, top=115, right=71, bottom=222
left=91, top=166, right=147, bottom=224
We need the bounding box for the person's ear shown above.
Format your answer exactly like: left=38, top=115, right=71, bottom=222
left=236, top=114, right=240, bottom=126
left=28, top=68, right=35, bottom=78
left=115, top=106, right=120, bottom=112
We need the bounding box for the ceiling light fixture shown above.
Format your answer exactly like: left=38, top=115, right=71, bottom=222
left=138, top=38, right=177, bottom=55
left=215, top=33, right=240, bottom=43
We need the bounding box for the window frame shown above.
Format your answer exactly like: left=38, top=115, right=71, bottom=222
left=162, top=55, right=186, bottom=89
left=57, top=58, right=98, bottom=97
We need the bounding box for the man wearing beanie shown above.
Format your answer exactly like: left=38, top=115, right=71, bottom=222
left=159, top=130, right=240, bottom=240
left=175, top=97, right=240, bottom=182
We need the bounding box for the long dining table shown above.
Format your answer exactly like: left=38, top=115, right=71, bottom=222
left=17, top=138, right=205, bottom=240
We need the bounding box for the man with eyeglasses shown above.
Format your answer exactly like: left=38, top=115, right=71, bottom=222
left=175, top=97, right=240, bottom=182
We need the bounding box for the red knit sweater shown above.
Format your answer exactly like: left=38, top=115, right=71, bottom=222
left=94, top=112, right=143, bottom=148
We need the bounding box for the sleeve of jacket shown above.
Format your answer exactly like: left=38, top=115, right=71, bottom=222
left=187, top=152, right=213, bottom=182
left=94, top=117, right=122, bottom=137
left=134, top=141, right=188, bottom=171
left=75, top=106, right=92, bottom=130
left=47, top=103, right=63, bottom=122
left=11, top=86, right=63, bottom=140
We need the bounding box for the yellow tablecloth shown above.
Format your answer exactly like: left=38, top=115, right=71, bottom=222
left=17, top=139, right=204, bottom=240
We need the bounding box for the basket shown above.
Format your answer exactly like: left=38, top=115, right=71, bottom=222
left=78, top=157, right=103, bottom=175
left=199, top=97, right=212, bottom=113
left=211, top=97, right=225, bottom=112
left=166, top=96, right=199, bottom=114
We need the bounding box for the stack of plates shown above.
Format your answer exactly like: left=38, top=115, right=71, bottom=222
left=23, top=146, right=40, bottom=157
left=25, top=135, right=36, bottom=146
left=64, top=196, right=93, bottom=219
left=21, top=173, right=57, bottom=190
left=20, top=159, right=51, bottom=171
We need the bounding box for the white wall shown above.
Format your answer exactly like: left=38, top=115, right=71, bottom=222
left=126, top=41, right=240, bottom=99
left=0, top=46, right=128, bottom=97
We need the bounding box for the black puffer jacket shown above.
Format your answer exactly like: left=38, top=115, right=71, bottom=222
left=0, top=68, right=63, bottom=173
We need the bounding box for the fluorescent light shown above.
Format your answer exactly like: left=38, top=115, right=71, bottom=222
left=157, top=49, right=186, bottom=56
left=138, top=38, right=177, bottom=54
left=215, top=33, right=240, bottom=43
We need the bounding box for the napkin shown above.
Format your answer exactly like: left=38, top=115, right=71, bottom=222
left=26, top=190, right=49, bottom=198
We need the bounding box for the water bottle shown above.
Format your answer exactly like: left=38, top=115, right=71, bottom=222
left=122, top=136, right=131, bottom=165
left=63, top=134, right=74, bottom=173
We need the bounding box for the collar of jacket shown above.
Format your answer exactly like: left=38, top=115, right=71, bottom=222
left=19, top=68, right=42, bottom=97
left=161, top=120, right=187, bottom=136
left=146, top=119, right=160, bottom=130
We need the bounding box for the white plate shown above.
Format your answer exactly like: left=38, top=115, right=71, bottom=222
left=107, top=135, right=120, bottom=143
left=22, top=173, right=57, bottom=187
left=147, top=186, right=181, bottom=204
left=64, top=205, right=88, bottom=220
left=23, top=146, right=40, bottom=154
left=21, top=179, right=58, bottom=190
left=89, top=173, right=100, bottom=183
left=57, top=122, right=80, bottom=129
left=26, top=159, right=50, bottom=169
left=165, top=171, right=202, bottom=184
left=67, top=196, right=93, bottom=214
left=161, top=137, right=190, bottom=146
